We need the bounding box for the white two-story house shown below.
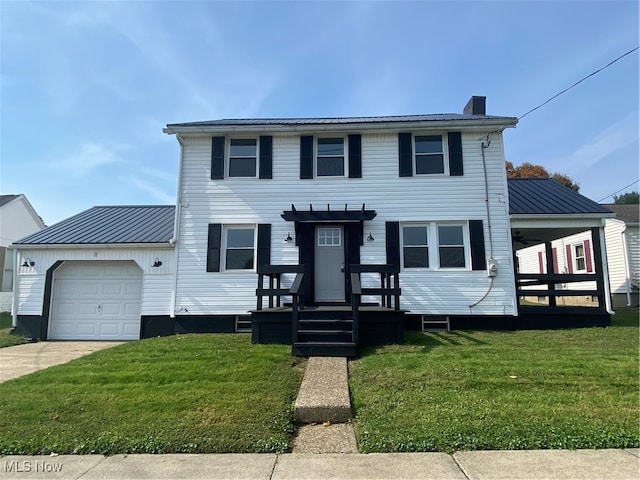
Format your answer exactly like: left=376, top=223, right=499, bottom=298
left=11, top=96, right=614, bottom=355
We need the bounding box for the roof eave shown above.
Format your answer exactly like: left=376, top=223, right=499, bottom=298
left=13, top=242, right=175, bottom=249
left=163, top=117, right=518, bottom=136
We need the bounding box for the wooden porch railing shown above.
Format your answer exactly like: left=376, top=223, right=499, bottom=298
left=350, top=264, right=401, bottom=344
left=256, top=265, right=305, bottom=344
left=516, top=273, right=603, bottom=307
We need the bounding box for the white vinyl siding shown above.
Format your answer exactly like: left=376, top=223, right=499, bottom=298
left=14, top=247, right=174, bottom=318
left=174, top=130, right=517, bottom=317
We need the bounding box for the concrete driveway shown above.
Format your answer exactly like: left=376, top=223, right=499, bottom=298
left=0, top=341, right=125, bottom=383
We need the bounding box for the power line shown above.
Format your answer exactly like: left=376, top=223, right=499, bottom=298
left=597, top=179, right=640, bottom=202
left=518, top=46, right=639, bottom=121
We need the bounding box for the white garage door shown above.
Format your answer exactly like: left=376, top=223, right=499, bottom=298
left=49, top=261, right=143, bottom=340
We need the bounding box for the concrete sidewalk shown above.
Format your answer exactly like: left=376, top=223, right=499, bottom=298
left=0, top=341, right=124, bottom=383
left=1, top=449, right=638, bottom=479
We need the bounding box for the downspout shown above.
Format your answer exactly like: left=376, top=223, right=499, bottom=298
left=10, top=247, right=18, bottom=328
left=620, top=224, right=632, bottom=306
left=169, top=134, right=185, bottom=318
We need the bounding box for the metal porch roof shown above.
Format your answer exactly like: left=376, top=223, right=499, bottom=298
left=15, top=206, right=175, bottom=245
left=508, top=179, right=612, bottom=216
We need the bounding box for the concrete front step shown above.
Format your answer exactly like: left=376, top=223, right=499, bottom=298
left=292, top=341, right=357, bottom=357
left=294, top=356, right=352, bottom=424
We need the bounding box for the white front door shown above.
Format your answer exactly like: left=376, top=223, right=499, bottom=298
left=49, top=261, right=143, bottom=340
left=314, top=226, right=345, bottom=302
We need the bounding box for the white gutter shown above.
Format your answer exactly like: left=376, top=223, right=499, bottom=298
left=169, top=134, right=185, bottom=318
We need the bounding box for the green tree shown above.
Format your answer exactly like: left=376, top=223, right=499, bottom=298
left=613, top=191, right=639, bottom=204
left=506, top=161, right=580, bottom=192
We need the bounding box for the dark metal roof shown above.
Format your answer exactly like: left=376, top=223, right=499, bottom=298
left=508, top=179, right=613, bottom=215
left=16, top=206, right=175, bottom=245
left=0, top=194, right=20, bottom=207
left=167, top=113, right=517, bottom=128
left=601, top=204, right=639, bottom=224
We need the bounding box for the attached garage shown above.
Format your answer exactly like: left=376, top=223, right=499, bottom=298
left=12, top=205, right=176, bottom=341
left=49, top=261, right=143, bottom=340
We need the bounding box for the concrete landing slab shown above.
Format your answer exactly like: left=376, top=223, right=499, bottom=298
left=293, top=423, right=358, bottom=453
left=273, top=453, right=466, bottom=479
left=453, top=449, right=640, bottom=479
left=0, top=341, right=125, bottom=383
left=294, top=357, right=351, bottom=423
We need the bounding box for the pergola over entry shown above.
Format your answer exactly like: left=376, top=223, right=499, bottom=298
left=281, top=203, right=377, bottom=246
left=508, top=178, right=614, bottom=325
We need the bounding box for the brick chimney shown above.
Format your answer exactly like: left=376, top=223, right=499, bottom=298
left=463, top=96, right=486, bottom=116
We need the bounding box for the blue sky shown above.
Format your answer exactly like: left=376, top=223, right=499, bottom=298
left=1, top=0, right=638, bottom=225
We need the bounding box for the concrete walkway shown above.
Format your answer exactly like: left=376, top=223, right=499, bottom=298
left=0, top=341, right=124, bottom=383
left=1, top=449, right=638, bottom=479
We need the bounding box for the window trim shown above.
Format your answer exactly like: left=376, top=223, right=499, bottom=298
left=572, top=243, right=587, bottom=273
left=413, top=134, right=448, bottom=176
left=401, top=221, right=470, bottom=271
left=222, top=225, right=257, bottom=272
left=315, top=136, right=347, bottom=177
left=227, top=137, right=259, bottom=178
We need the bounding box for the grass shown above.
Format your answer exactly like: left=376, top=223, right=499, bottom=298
left=0, top=311, right=27, bottom=348
left=0, top=334, right=303, bottom=455
left=350, top=308, right=640, bottom=453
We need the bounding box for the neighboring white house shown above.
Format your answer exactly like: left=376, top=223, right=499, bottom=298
left=602, top=204, right=639, bottom=307
left=0, top=194, right=45, bottom=312
left=516, top=203, right=639, bottom=308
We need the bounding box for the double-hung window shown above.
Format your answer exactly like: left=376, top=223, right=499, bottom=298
left=402, top=225, right=429, bottom=268
left=316, top=138, right=345, bottom=176
left=229, top=139, right=257, bottom=177
left=438, top=225, right=465, bottom=268
left=401, top=222, right=468, bottom=269
left=414, top=135, right=445, bottom=174
left=224, top=227, right=255, bottom=270
left=573, top=243, right=586, bottom=272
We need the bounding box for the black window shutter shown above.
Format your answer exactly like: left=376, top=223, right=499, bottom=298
left=300, top=136, right=314, bottom=179
left=259, top=136, right=272, bottom=179
left=257, top=224, right=271, bottom=268
left=398, top=133, right=413, bottom=177
left=211, top=137, right=225, bottom=180
left=348, top=134, right=362, bottom=178
left=206, top=224, right=222, bottom=272
left=448, top=132, right=463, bottom=176
left=469, top=220, right=486, bottom=270
left=385, top=221, right=401, bottom=267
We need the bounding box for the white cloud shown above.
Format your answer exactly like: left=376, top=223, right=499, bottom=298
left=119, top=173, right=175, bottom=205
left=55, top=141, right=128, bottom=176
left=556, top=114, right=639, bottom=176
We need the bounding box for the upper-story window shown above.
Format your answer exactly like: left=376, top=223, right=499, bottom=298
left=229, top=139, right=257, bottom=177
left=414, top=135, right=445, bottom=175
left=399, top=131, right=463, bottom=177
left=316, top=138, right=345, bottom=176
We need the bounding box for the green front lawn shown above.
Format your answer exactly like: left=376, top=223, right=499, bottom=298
left=0, top=311, right=27, bottom=348
left=0, top=334, right=302, bottom=454
left=350, top=308, right=640, bottom=453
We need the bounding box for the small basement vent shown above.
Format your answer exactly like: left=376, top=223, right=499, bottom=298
left=422, top=315, right=450, bottom=332
left=235, top=316, right=252, bottom=333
